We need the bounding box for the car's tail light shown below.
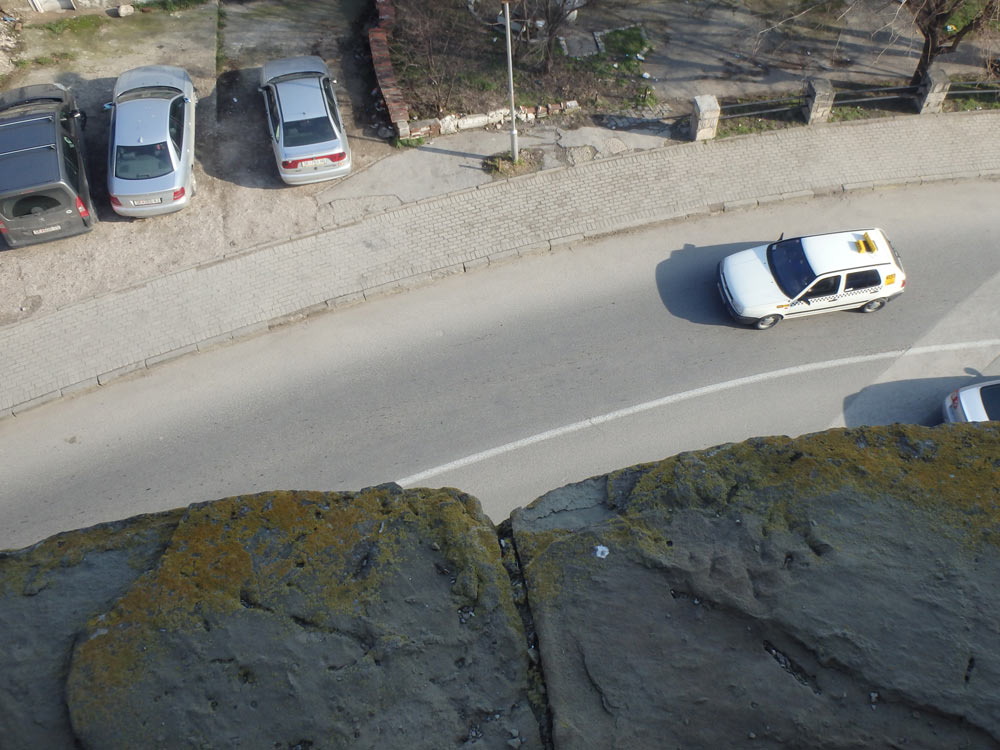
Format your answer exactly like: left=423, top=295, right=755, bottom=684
left=110, top=196, right=122, bottom=207
left=75, top=197, right=90, bottom=219
left=281, top=152, right=345, bottom=169
left=0, top=219, right=7, bottom=234
left=900, top=278, right=906, bottom=288
left=173, top=188, right=185, bottom=202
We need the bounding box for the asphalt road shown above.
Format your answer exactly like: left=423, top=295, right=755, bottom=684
left=2, top=181, right=999, bottom=551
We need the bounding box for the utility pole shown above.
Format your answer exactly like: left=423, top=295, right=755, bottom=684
left=503, top=1, right=519, bottom=161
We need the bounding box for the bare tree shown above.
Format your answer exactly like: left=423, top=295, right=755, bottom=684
left=902, top=0, right=1000, bottom=84
left=391, top=0, right=482, bottom=114
left=500, top=0, right=599, bottom=73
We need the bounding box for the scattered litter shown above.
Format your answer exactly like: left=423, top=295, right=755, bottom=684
left=641, top=72, right=651, bottom=79
left=232, top=98, right=238, bottom=103
left=594, top=545, right=609, bottom=559
left=636, top=53, right=645, bottom=61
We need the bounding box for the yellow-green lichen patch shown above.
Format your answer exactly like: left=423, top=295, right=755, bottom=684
left=0, top=509, right=183, bottom=598
left=66, top=487, right=520, bottom=731
left=404, top=487, right=513, bottom=617
left=613, top=424, right=1000, bottom=546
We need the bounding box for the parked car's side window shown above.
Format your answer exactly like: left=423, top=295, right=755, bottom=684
left=169, top=97, right=184, bottom=152
left=62, top=138, right=81, bottom=194
left=844, top=269, right=881, bottom=291
left=802, top=275, right=841, bottom=299
left=323, top=79, right=343, bottom=133
left=265, top=87, right=280, bottom=138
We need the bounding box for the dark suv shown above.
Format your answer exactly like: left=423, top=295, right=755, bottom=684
left=0, top=83, right=96, bottom=249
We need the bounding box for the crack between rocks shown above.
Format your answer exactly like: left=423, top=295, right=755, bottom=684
left=496, top=519, right=555, bottom=750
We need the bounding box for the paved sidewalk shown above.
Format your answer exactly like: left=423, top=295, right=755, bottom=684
left=3, top=111, right=1000, bottom=417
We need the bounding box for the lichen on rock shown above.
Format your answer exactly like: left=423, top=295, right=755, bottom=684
left=511, top=423, right=1000, bottom=749
left=64, top=486, right=539, bottom=750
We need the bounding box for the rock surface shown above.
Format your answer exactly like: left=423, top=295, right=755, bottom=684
left=1, top=424, right=999, bottom=749
left=511, top=424, right=1000, bottom=749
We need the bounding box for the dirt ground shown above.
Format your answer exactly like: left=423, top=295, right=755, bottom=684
left=0, top=0, right=394, bottom=327
left=0, top=0, right=995, bottom=327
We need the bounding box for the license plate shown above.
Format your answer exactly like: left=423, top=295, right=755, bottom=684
left=33, top=225, right=61, bottom=235
left=298, top=159, right=323, bottom=168
left=133, top=197, right=162, bottom=206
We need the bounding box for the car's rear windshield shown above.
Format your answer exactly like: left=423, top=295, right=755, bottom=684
left=115, top=142, right=173, bottom=179
left=0, top=186, right=72, bottom=220
left=767, top=238, right=817, bottom=298
left=282, top=116, right=336, bottom=148
left=981, top=384, right=1000, bottom=421
left=116, top=86, right=181, bottom=103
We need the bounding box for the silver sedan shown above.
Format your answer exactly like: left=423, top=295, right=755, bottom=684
left=106, top=65, right=196, bottom=217
left=943, top=380, right=1000, bottom=423
left=259, top=56, right=351, bottom=185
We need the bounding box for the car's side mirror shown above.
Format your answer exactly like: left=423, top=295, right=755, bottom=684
left=70, top=109, right=88, bottom=130
left=103, top=102, right=113, bottom=111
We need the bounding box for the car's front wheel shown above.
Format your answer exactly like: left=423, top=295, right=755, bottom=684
left=754, top=314, right=782, bottom=330
left=860, top=298, right=886, bottom=313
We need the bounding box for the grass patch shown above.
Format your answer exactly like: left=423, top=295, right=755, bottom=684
left=143, top=0, right=211, bottom=11
left=601, top=27, right=647, bottom=57
left=21, top=51, right=77, bottom=68
left=394, top=136, right=426, bottom=148
left=215, top=7, right=227, bottom=72
left=482, top=148, right=543, bottom=178
left=716, top=112, right=802, bottom=137
left=40, top=15, right=108, bottom=35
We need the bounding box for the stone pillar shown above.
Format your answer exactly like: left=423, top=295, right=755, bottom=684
left=690, top=95, right=720, bottom=141
left=803, top=78, right=834, bottom=124
left=917, top=64, right=950, bottom=114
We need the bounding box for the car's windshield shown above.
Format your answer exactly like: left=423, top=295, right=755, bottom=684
left=282, top=116, right=335, bottom=148
left=767, top=238, right=816, bottom=298
left=115, top=142, right=173, bottom=179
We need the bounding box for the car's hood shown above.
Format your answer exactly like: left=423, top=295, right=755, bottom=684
left=721, top=245, right=787, bottom=312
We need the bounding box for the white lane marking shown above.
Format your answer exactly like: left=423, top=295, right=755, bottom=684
left=396, top=339, right=1000, bottom=486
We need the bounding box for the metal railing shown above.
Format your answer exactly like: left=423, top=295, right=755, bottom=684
left=718, top=95, right=804, bottom=120
left=832, top=85, right=919, bottom=107
left=945, top=80, right=1000, bottom=100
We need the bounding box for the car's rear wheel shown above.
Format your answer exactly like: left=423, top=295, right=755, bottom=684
left=861, top=298, right=886, bottom=313
left=754, top=314, right=782, bottom=330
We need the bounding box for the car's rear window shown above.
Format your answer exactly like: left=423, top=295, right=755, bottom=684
left=115, top=142, right=173, bottom=179
left=0, top=186, right=73, bottom=219
left=116, top=86, right=180, bottom=104
left=981, top=384, right=1000, bottom=421
left=282, top=116, right=336, bottom=148
left=767, top=238, right=817, bottom=298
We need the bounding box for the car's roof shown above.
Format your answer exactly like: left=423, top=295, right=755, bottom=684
left=114, top=65, right=193, bottom=99
left=799, top=228, right=894, bottom=276
left=261, top=55, right=329, bottom=86
left=113, top=98, right=173, bottom=146
left=0, top=99, right=63, bottom=192
left=274, top=76, right=328, bottom=121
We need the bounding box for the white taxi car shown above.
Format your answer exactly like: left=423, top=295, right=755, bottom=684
left=717, top=228, right=906, bottom=329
